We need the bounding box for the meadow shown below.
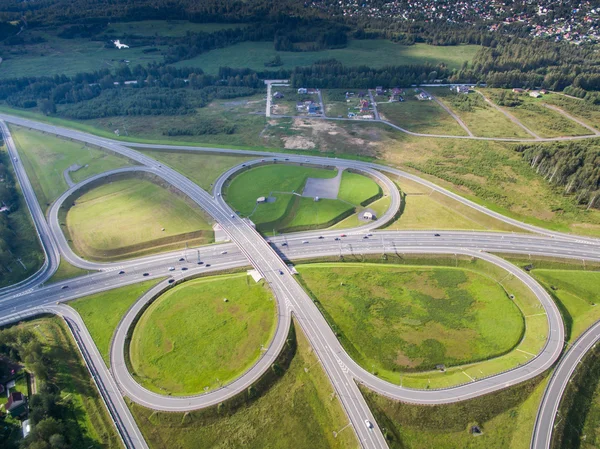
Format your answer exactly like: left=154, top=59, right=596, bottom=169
left=66, top=177, right=214, bottom=261
left=224, top=164, right=381, bottom=233
left=174, top=40, right=480, bottom=74
left=103, top=20, right=248, bottom=37
left=138, top=149, right=254, bottom=191
left=10, top=125, right=130, bottom=210
left=70, top=279, right=161, bottom=366
left=127, top=321, right=358, bottom=449
left=48, top=257, right=92, bottom=283
left=297, top=263, right=524, bottom=376
left=129, top=274, right=276, bottom=395
left=541, top=94, right=600, bottom=131
left=378, top=93, right=468, bottom=136
left=427, top=87, right=532, bottom=138
left=8, top=317, right=121, bottom=448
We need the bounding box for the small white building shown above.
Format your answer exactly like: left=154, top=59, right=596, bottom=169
left=363, top=212, right=374, bottom=220
left=297, top=88, right=308, bottom=94
left=256, top=196, right=266, bottom=203
left=529, top=91, right=542, bottom=98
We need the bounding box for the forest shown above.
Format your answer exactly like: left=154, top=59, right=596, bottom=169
left=515, top=141, right=600, bottom=210
left=0, top=146, right=22, bottom=275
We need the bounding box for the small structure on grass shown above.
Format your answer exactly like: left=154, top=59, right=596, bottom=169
left=256, top=196, right=266, bottom=204
left=273, top=91, right=284, bottom=99
left=470, top=425, right=483, bottom=436
left=363, top=212, right=374, bottom=220
left=529, top=90, right=542, bottom=98
left=451, top=85, right=470, bottom=94
left=6, top=391, right=26, bottom=417
left=297, top=87, right=308, bottom=94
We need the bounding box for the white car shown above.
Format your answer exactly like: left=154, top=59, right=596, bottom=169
left=365, top=420, right=373, bottom=430
left=168, top=267, right=175, bottom=271
left=302, top=240, right=309, bottom=244
left=221, top=251, right=228, bottom=254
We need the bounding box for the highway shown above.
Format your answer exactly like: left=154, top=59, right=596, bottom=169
left=0, top=114, right=599, bottom=449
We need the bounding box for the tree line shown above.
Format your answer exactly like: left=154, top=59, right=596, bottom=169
left=0, top=146, right=23, bottom=275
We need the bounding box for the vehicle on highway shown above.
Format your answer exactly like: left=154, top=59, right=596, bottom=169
left=302, top=240, right=309, bottom=244
left=168, top=267, right=175, bottom=271
left=318, top=236, right=324, bottom=239
left=217, top=193, right=221, bottom=196
left=61, top=285, right=69, bottom=289
left=279, top=270, right=284, bottom=275
left=363, top=236, right=369, bottom=239
left=334, top=237, right=340, bottom=241
left=197, top=261, right=204, bottom=265
left=179, top=258, right=185, bottom=262
left=281, top=242, right=288, bottom=246
left=242, top=164, right=246, bottom=167
left=434, top=233, right=441, bottom=237
left=143, top=273, right=149, bottom=277
left=119, top=270, right=125, bottom=275
left=231, top=214, right=235, bottom=218
left=168, top=279, right=175, bottom=284
left=367, top=233, right=373, bottom=236
left=285, top=158, right=289, bottom=161
left=181, top=267, right=188, bottom=271
left=340, top=234, right=347, bottom=237
left=221, top=251, right=227, bottom=254
left=205, top=264, right=211, bottom=267
left=365, top=420, right=373, bottom=430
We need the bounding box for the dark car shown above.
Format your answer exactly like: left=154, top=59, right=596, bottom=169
left=363, top=236, right=369, bottom=239
left=197, top=261, right=204, bottom=265
left=205, top=263, right=211, bottom=267
left=434, top=233, right=441, bottom=237
left=179, top=258, right=185, bottom=262
left=334, top=237, right=340, bottom=241
left=119, top=270, right=125, bottom=275
left=61, top=285, right=69, bottom=289
left=279, top=270, right=284, bottom=275
left=181, top=267, right=188, bottom=271
left=168, top=279, right=175, bottom=284
left=281, top=242, right=288, bottom=246
left=143, top=273, right=150, bottom=277
left=318, top=236, right=324, bottom=239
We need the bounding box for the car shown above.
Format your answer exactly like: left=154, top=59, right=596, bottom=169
left=367, top=233, right=373, bottom=236
left=217, top=193, right=221, bottom=196
left=13, top=157, right=17, bottom=162
left=61, top=285, right=69, bottom=289
left=281, top=242, right=288, bottom=246
left=363, top=235, right=369, bottom=239
left=304, top=159, right=309, bottom=162
left=197, top=261, right=204, bottom=265
left=168, top=279, right=175, bottom=284
left=434, top=233, right=441, bottom=237
left=279, top=270, right=284, bottom=275
left=221, top=251, right=228, bottom=254
left=179, top=258, right=185, bottom=262
left=143, top=273, right=149, bottom=277
left=340, top=234, right=347, bottom=237
left=285, top=158, right=289, bottom=161
left=334, top=237, right=340, bottom=241
left=318, top=236, right=324, bottom=239
left=231, top=214, right=235, bottom=218
left=118, top=270, right=125, bottom=275
left=242, top=164, right=246, bottom=167
left=261, top=159, right=265, bottom=162
left=169, top=266, right=175, bottom=271
left=302, top=240, right=309, bottom=244
left=181, top=267, right=188, bottom=271
left=365, top=420, right=373, bottom=430
left=205, top=263, right=211, bottom=267
left=273, top=158, right=277, bottom=161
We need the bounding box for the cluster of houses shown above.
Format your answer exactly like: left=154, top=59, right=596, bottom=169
left=512, top=88, right=549, bottom=98
left=296, top=99, right=321, bottom=115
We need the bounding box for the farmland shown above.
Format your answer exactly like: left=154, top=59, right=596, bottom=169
left=65, top=177, right=214, bottom=261
left=129, top=274, right=276, bottom=395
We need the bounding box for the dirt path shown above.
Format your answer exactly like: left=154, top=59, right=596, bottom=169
left=474, top=90, right=541, bottom=139
left=422, top=89, right=473, bottom=137
left=542, top=103, right=600, bottom=136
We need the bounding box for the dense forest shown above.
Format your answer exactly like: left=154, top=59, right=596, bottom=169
left=0, top=145, right=22, bottom=274
left=515, top=141, right=600, bottom=209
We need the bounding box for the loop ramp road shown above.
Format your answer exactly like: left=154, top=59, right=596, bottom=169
left=0, top=114, right=599, bottom=449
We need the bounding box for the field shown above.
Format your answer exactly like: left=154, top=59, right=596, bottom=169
left=322, top=89, right=354, bottom=118
left=10, top=125, right=130, bottom=210
left=70, top=279, right=161, bottom=366
left=363, top=374, right=548, bottom=449
left=174, top=40, right=480, bottom=74
left=378, top=94, right=468, bottom=136
left=540, top=94, right=600, bottom=131
left=387, top=177, right=524, bottom=232
left=65, top=177, right=214, bottom=261
left=129, top=274, right=277, bottom=395
left=337, top=171, right=382, bottom=205
left=297, top=263, right=524, bottom=377
left=224, top=164, right=380, bottom=233
left=530, top=269, right=600, bottom=342
left=0, top=27, right=166, bottom=79
left=5, top=317, right=122, bottom=448
left=427, top=88, right=532, bottom=138
left=103, top=20, right=248, bottom=37
left=138, top=149, right=254, bottom=191
left=482, top=89, right=592, bottom=138
left=0, top=144, right=44, bottom=288
left=127, top=321, right=358, bottom=449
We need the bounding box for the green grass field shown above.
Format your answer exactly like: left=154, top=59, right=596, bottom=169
left=137, top=149, right=254, bottom=191
left=387, top=177, right=523, bottom=232
left=129, top=274, right=276, bottom=395
left=66, top=177, right=214, bottom=261
left=70, top=279, right=161, bottom=366
left=0, top=28, right=165, bottom=79
left=103, top=20, right=248, bottom=37
left=541, top=94, right=600, bottom=131
left=10, top=125, right=130, bottom=210
left=297, top=263, right=524, bottom=376
left=174, top=40, right=479, bottom=74
left=127, top=321, right=358, bottom=449
left=337, top=171, right=381, bottom=206
left=427, top=88, right=532, bottom=138
left=530, top=269, right=600, bottom=342
left=0, top=144, right=44, bottom=288
left=363, top=374, right=548, bottom=449
left=378, top=94, right=468, bottom=136
left=483, top=89, right=591, bottom=138
left=224, top=164, right=362, bottom=233
left=10, top=317, right=122, bottom=448
left=322, top=89, right=353, bottom=118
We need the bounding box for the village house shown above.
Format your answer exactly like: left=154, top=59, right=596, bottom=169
left=297, top=87, right=308, bottom=94
left=451, top=85, right=470, bottom=94
left=375, top=86, right=384, bottom=95
left=273, top=91, right=284, bottom=99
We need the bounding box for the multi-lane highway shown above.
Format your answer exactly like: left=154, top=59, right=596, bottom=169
left=0, top=114, right=599, bottom=449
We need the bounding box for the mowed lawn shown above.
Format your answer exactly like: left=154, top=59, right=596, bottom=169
left=174, top=40, right=479, bottom=74
left=66, top=178, right=214, bottom=261
left=10, top=125, right=129, bottom=210
left=128, top=322, right=358, bottom=449
left=298, top=263, right=524, bottom=377
left=337, top=171, right=381, bottom=206
left=138, top=149, right=254, bottom=191
left=70, top=279, right=161, bottom=366
left=531, top=269, right=600, bottom=342
left=129, top=274, right=277, bottom=395
left=378, top=95, right=468, bottom=136
left=225, top=164, right=357, bottom=232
